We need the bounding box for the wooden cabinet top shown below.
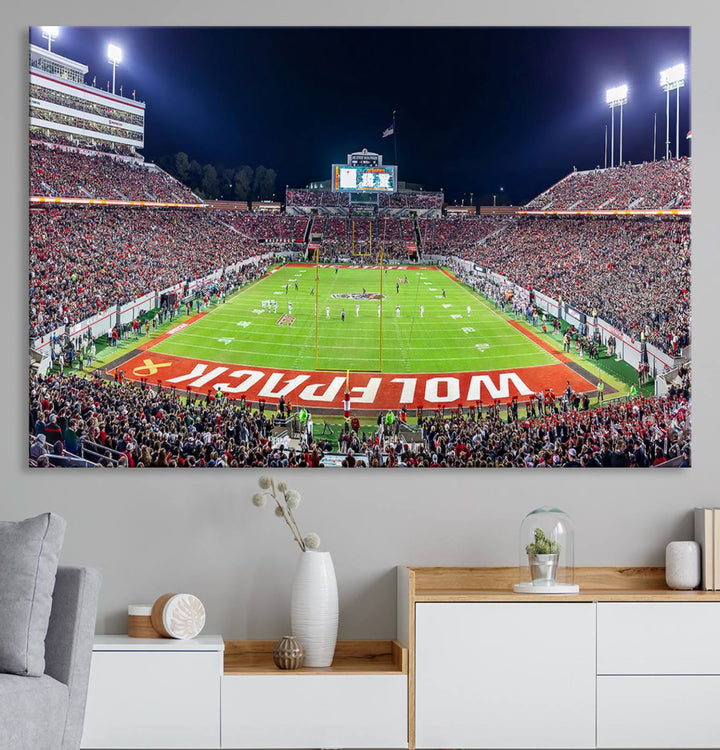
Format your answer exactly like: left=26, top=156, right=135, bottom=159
left=400, top=566, right=720, bottom=602
left=224, top=640, right=408, bottom=676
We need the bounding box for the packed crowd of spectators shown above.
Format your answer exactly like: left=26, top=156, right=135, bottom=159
left=29, top=207, right=266, bottom=337
left=667, top=363, right=691, bottom=401
left=378, top=192, right=444, bottom=209
left=314, top=217, right=348, bottom=240
left=28, top=371, right=341, bottom=468
left=418, top=216, right=509, bottom=254
left=30, top=130, right=137, bottom=157
left=464, top=217, right=690, bottom=355
left=28, top=188, right=691, bottom=356
left=310, top=216, right=415, bottom=258
left=30, top=84, right=144, bottom=126
left=286, top=189, right=349, bottom=207
left=316, top=240, right=410, bottom=263
left=30, top=142, right=199, bottom=202
left=375, top=217, right=414, bottom=241
left=526, top=159, right=691, bottom=210
left=410, top=392, right=690, bottom=467
left=286, top=189, right=444, bottom=211
left=30, top=108, right=140, bottom=143
left=221, top=212, right=309, bottom=242
left=349, top=217, right=374, bottom=243
left=28, top=367, right=690, bottom=468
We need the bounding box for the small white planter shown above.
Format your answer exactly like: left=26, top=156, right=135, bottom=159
left=291, top=550, right=338, bottom=667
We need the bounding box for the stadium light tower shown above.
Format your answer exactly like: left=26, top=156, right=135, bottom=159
left=606, top=84, right=628, bottom=168
left=660, top=64, right=685, bottom=160
left=41, top=26, right=59, bottom=53
left=107, top=44, right=122, bottom=95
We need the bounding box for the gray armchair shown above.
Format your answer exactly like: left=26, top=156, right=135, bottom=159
left=0, top=566, right=102, bottom=750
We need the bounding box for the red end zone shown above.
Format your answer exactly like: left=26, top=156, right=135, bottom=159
left=111, top=353, right=596, bottom=410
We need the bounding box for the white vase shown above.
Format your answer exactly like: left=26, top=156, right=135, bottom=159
left=291, top=550, right=338, bottom=667
left=665, top=540, right=701, bottom=590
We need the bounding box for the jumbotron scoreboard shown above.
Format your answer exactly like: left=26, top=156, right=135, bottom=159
left=331, top=164, right=397, bottom=193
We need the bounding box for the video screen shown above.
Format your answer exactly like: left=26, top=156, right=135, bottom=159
left=331, top=164, right=397, bottom=192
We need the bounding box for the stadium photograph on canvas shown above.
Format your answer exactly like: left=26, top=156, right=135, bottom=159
left=28, top=26, right=691, bottom=468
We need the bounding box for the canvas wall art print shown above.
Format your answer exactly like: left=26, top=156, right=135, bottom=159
left=28, top=26, right=691, bottom=468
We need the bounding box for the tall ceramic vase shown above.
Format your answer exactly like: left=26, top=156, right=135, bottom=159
left=290, top=550, right=338, bottom=667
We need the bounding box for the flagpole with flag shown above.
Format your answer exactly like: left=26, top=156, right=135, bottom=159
left=393, top=110, right=397, bottom=168
left=382, top=110, right=398, bottom=169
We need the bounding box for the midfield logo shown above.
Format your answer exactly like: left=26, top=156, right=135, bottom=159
left=331, top=292, right=384, bottom=300
left=276, top=314, right=295, bottom=326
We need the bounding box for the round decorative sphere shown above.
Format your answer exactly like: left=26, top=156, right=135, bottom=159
left=273, top=635, right=305, bottom=670
left=151, top=593, right=206, bottom=639
left=665, top=541, right=701, bottom=590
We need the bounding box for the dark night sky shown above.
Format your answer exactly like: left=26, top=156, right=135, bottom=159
left=30, top=26, right=690, bottom=205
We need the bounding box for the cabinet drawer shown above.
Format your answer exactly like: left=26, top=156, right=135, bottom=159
left=597, top=603, right=720, bottom=674
left=81, top=650, right=222, bottom=748
left=597, top=676, right=720, bottom=748
left=221, top=674, right=407, bottom=748
left=415, top=602, right=596, bottom=749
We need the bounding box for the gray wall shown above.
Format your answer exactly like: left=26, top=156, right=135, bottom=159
left=4, top=2, right=719, bottom=641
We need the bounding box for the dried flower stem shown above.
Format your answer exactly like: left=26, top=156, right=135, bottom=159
left=252, top=475, right=319, bottom=553
left=283, top=503, right=306, bottom=552
left=270, top=479, right=306, bottom=552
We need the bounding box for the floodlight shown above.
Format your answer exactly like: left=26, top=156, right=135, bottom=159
left=606, top=85, right=628, bottom=105
left=107, top=44, right=123, bottom=64
left=660, top=64, right=686, bottom=160
left=660, top=64, right=685, bottom=88
left=606, top=85, right=628, bottom=168
left=107, top=44, right=123, bottom=95
left=41, top=26, right=59, bottom=52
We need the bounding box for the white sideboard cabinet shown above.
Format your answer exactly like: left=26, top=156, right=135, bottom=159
left=80, top=635, right=224, bottom=749
left=81, top=637, right=406, bottom=750
left=81, top=570, right=720, bottom=750
left=399, top=566, right=720, bottom=750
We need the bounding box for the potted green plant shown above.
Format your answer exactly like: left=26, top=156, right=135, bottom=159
left=525, top=528, right=561, bottom=584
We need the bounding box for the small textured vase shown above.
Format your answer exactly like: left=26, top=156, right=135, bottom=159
left=291, top=550, right=338, bottom=668
left=665, top=541, right=701, bottom=590
left=272, top=635, right=305, bottom=670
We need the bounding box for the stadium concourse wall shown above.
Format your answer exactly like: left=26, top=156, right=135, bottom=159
left=444, top=255, right=675, bottom=376
left=31, top=252, right=274, bottom=374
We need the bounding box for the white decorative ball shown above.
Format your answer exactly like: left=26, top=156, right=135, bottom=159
left=156, top=593, right=206, bottom=639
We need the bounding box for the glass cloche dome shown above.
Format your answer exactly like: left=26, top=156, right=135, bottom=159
left=514, top=506, right=579, bottom=594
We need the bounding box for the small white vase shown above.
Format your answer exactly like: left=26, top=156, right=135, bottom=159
left=291, top=550, right=338, bottom=667
left=665, top=541, right=701, bottom=590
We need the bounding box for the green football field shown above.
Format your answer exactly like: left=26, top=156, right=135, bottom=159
left=149, top=264, right=557, bottom=374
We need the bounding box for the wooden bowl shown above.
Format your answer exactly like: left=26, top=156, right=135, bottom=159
left=128, top=604, right=161, bottom=638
